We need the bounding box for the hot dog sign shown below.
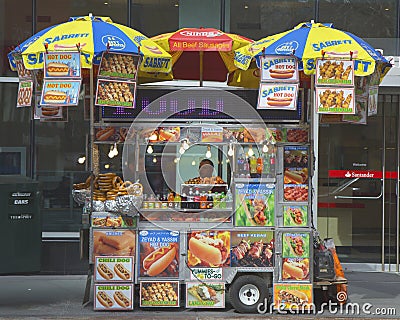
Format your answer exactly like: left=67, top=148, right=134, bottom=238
left=260, top=56, right=299, bottom=82
left=258, top=83, right=298, bottom=110
left=40, top=79, right=81, bottom=106
left=44, top=52, right=81, bottom=79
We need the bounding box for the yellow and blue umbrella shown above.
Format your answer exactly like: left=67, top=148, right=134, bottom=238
left=234, top=21, right=390, bottom=78
left=8, top=15, right=172, bottom=74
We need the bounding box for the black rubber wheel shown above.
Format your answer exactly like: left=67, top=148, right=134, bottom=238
left=228, top=275, right=270, bottom=314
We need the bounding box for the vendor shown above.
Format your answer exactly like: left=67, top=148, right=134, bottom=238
left=185, top=159, right=225, bottom=184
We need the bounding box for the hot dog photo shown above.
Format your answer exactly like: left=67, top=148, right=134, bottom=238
left=282, top=233, right=310, bottom=258
left=258, top=83, right=298, bottom=110
left=260, top=55, right=298, bottom=82
left=44, top=51, right=81, bottom=78
left=282, top=258, right=310, bottom=281
left=284, top=168, right=308, bottom=184
left=187, top=231, right=230, bottom=268
left=283, top=205, right=308, bottom=227
left=139, top=230, right=179, bottom=277
left=94, top=284, right=133, bottom=310
left=231, top=231, right=274, bottom=267
left=273, top=283, right=312, bottom=310
left=40, top=80, right=81, bottom=106
left=95, top=256, right=133, bottom=282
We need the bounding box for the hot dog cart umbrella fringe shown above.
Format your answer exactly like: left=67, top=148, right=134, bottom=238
left=150, top=27, right=253, bottom=86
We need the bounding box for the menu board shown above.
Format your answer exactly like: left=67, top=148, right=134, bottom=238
left=230, top=231, right=274, bottom=267
left=283, top=205, right=308, bottom=227
left=260, top=55, right=299, bottom=82
left=316, top=87, right=355, bottom=114
left=94, top=284, right=133, bottom=310
left=186, top=282, right=225, bottom=308
left=187, top=230, right=230, bottom=268
left=44, top=52, right=81, bottom=79
left=315, top=59, right=354, bottom=86
left=273, top=283, right=312, bottom=310
left=281, top=257, right=310, bottom=281
left=40, top=79, right=81, bottom=106
left=201, top=126, right=223, bottom=143
left=16, top=81, right=33, bottom=107
left=234, top=183, right=275, bottom=227
left=138, top=230, right=179, bottom=278
left=98, top=52, right=140, bottom=80
left=140, top=281, right=179, bottom=307
left=92, top=229, right=135, bottom=263
left=282, top=232, right=310, bottom=259
left=258, top=83, right=298, bottom=110
left=95, top=79, right=136, bottom=108
left=95, top=256, right=134, bottom=282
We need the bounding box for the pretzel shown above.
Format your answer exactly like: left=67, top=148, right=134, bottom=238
left=112, top=176, right=123, bottom=189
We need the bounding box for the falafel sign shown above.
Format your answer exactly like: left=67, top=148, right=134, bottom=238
left=258, top=83, right=298, bottom=110
left=260, top=56, right=298, bottom=82
left=40, top=79, right=81, bottom=106
left=44, top=52, right=81, bottom=79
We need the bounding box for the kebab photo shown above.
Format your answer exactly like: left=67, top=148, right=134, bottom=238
left=231, top=238, right=274, bottom=267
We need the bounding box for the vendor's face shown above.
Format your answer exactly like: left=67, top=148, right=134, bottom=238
left=199, top=164, right=213, bottom=178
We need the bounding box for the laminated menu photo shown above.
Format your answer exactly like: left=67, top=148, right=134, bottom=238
left=94, top=283, right=133, bottom=310
left=95, top=256, right=134, bottom=282
left=92, top=229, right=135, bottom=263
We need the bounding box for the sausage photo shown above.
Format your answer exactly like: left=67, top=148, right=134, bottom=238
left=269, top=69, right=295, bottom=79
left=113, top=291, right=131, bottom=308
left=46, top=62, right=70, bottom=77
left=43, top=91, right=67, bottom=104
left=188, top=234, right=229, bottom=266
left=142, top=245, right=177, bottom=276
left=114, top=263, right=131, bottom=280
left=96, top=263, right=114, bottom=280
left=267, top=96, right=293, bottom=107
left=95, top=127, right=116, bottom=141
left=96, top=291, right=114, bottom=308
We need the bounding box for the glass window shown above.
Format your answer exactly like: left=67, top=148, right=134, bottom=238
left=130, top=0, right=179, bottom=37
left=319, top=0, right=397, bottom=55
left=0, top=0, right=32, bottom=76
left=230, top=0, right=315, bottom=40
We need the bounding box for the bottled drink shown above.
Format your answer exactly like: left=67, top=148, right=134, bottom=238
left=213, top=192, right=220, bottom=208
left=161, top=193, right=168, bottom=209
left=256, top=155, right=263, bottom=176
left=181, top=192, right=187, bottom=209
left=249, top=155, right=257, bottom=178
left=200, top=192, right=207, bottom=209
left=219, top=192, right=226, bottom=209
left=187, top=188, right=194, bottom=209
left=243, top=156, right=250, bottom=177
left=263, top=153, right=270, bottom=177
left=168, top=192, right=175, bottom=208
left=237, top=153, right=245, bottom=176
left=148, top=194, right=155, bottom=209
left=225, top=189, right=233, bottom=209
left=207, top=191, right=214, bottom=209
left=154, top=194, right=161, bottom=209
left=194, top=188, right=201, bottom=209
left=174, top=193, right=181, bottom=209
left=270, top=152, right=276, bottom=177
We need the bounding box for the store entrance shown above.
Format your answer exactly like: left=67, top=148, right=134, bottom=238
left=318, top=94, right=400, bottom=271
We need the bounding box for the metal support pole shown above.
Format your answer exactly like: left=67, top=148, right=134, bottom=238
left=311, top=76, right=318, bottom=228
left=199, top=51, right=204, bottom=87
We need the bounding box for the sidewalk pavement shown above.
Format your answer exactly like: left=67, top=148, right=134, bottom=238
left=0, top=271, right=399, bottom=319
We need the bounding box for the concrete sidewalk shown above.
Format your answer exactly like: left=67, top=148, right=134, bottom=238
left=0, top=271, right=399, bottom=319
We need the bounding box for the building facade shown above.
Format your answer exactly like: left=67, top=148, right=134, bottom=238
left=1, top=0, right=399, bottom=273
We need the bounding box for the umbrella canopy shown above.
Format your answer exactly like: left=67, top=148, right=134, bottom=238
left=8, top=15, right=172, bottom=74
left=151, top=27, right=252, bottom=83
left=234, top=21, right=390, bottom=77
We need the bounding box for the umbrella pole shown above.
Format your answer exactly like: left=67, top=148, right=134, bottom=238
left=200, top=51, right=204, bottom=87
left=311, top=74, right=318, bottom=228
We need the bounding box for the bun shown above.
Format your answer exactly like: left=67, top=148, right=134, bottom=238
left=269, top=69, right=295, bottom=79
left=41, top=106, right=60, bottom=117
left=96, top=291, right=114, bottom=308
left=324, top=50, right=359, bottom=59
left=43, top=91, right=66, bottom=104
left=46, top=62, right=69, bottom=77
left=267, top=97, right=293, bottom=107
left=282, top=261, right=305, bottom=279
left=97, top=263, right=114, bottom=280
left=143, top=245, right=176, bottom=276
left=113, top=291, right=131, bottom=308
left=284, top=170, right=305, bottom=184
left=188, top=237, right=222, bottom=266
left=114, top=263, right=131, bottom=280
left=96, top=127, right=116, bottom=141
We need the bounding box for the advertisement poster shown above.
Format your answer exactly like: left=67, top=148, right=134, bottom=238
left=94, top=284, right=133, bottom=310
left=234, top=183, right=275, bottom=227
left=141, top=127, right=180, bottom=143
left=260, top=56, right=298, bottom=82
left=368, top=86, right=378, bottom=116
left=201, top=126, right=223, bottom=143
left=92, top=229, right=135, bottom=263
left=267, top=128, right=284, bottom=142
left=282, top=257, right=310, bottom=281
left=223, top=127, right=266, bottom=143
left=36, top=105, right=63, bottom=119
left=273, top=283, right=312, bottom=310
left=285, top=128, right=308, bottom=143
left=190, top=268, right=223, bottom=281
left=315, top=59, right=354, bottom=86
left=95, top=79, right=136, bottom=108
left=258, top=83, right=298, bottom=110
left=343, top=97, right=367, bottom=124
left=140, top=281, right=179, bottom=307
left=17, top=81, right=33, bottom=107
left=284, top=146, right=308, bottom=169
left=186, top=282, right=225, bottom=308
left=12, top=53, right=33, bottom=79
left=316, top=87, right=355, bottom=114
left=284, top=168, right=308, bottom=185
left=187, top=230, right=230, bottom=268
left=230, top=231, right=274, bottom=267
left=44, top=52, right=81, bottom=78
left=95, top=256, right=134, bottom=282
left=282, top=232, right=310, bottom=258
left=283, top=206, right=308, bottom=227
left=91, top=213, right=136, bottom=228
left=354, top=76, right=368, bottom=96
left=284, top=185, right=308, bottom=202
left=139, top=230, right=179, bottom=278
left=40, top=79, right=81, bottom=106
left=99, top=52, right=140, bottom=80
left=94, top=126, right=130, bottom=143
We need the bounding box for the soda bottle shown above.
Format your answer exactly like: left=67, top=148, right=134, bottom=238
left=213, top=192, right=220, bottom=208
left=207, top=191, right=214, bottom=209
left=200, top=192, right=207, bottom=209
left=237, top=152, right=245, bottom=177
left=187, top=188, right=194, bottom=209
left=249, top=155, right=257, bottom=178
left=256, top=154, right=263, bottom=177
left=181, top=192, right=187, bottom=209
left=168, top=191, right=175, bottom=208
left=174, top=193, right=181, bottom=209
left=219, top=192, right=226, bottom=209
left=194, top=188, right=201, bottom=209
left=243, top=156, right=250, bottom=178
left=270, top=149, right=276, bottom=177
left=225, top=189, right=233, bottom=209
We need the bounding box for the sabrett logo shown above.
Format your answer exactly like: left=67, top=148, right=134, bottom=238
left=143, top=57, right=170, bottom=69
left=263, top=57, right=295, bottom=70
left=27, top=51, right=90, bottom=65
left=262, top=86, right=295, bottom=97
left=312, top=39, right=352, bottom=51
left=44, top=33, right=90, bottom=44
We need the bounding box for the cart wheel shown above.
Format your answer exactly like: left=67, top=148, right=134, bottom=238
left=229, top=275, right=269, bottom=314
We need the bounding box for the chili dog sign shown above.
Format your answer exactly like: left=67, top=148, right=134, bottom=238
left=258, top=83, right=298, bottom=110
left=95, top=256, right=134, bottom=282
left=260, top=56, right=299, bottom=82
left=94, top=284, right=134, bottom=310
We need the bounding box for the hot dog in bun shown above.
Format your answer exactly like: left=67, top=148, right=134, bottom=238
left=97, top=263, right=114, bottom=280
left=324, top=50, right=359, bottom=59
left=188, top=234, right=229, bottom=266
left=113, top=291, right=131, bottom=308
left=143, top=244, right=176, bottom=276
left=41, top=106, right=61, bottom=117
left=43, top=91, right=67, bottom=104
left=114, top=263, right=131, bottom=280
left=267, top=96, right=293, bottom=107
left=96, top=291, right=114, bottom=308
left=284, top=170, right=307, bottom=184
left=282, top=259, right=309, bottom=280
left=46, top=62, right=69, bottom=77
left=95, top=127, right=116, bottom=141
left=269, top=69, right=295, bottom=79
